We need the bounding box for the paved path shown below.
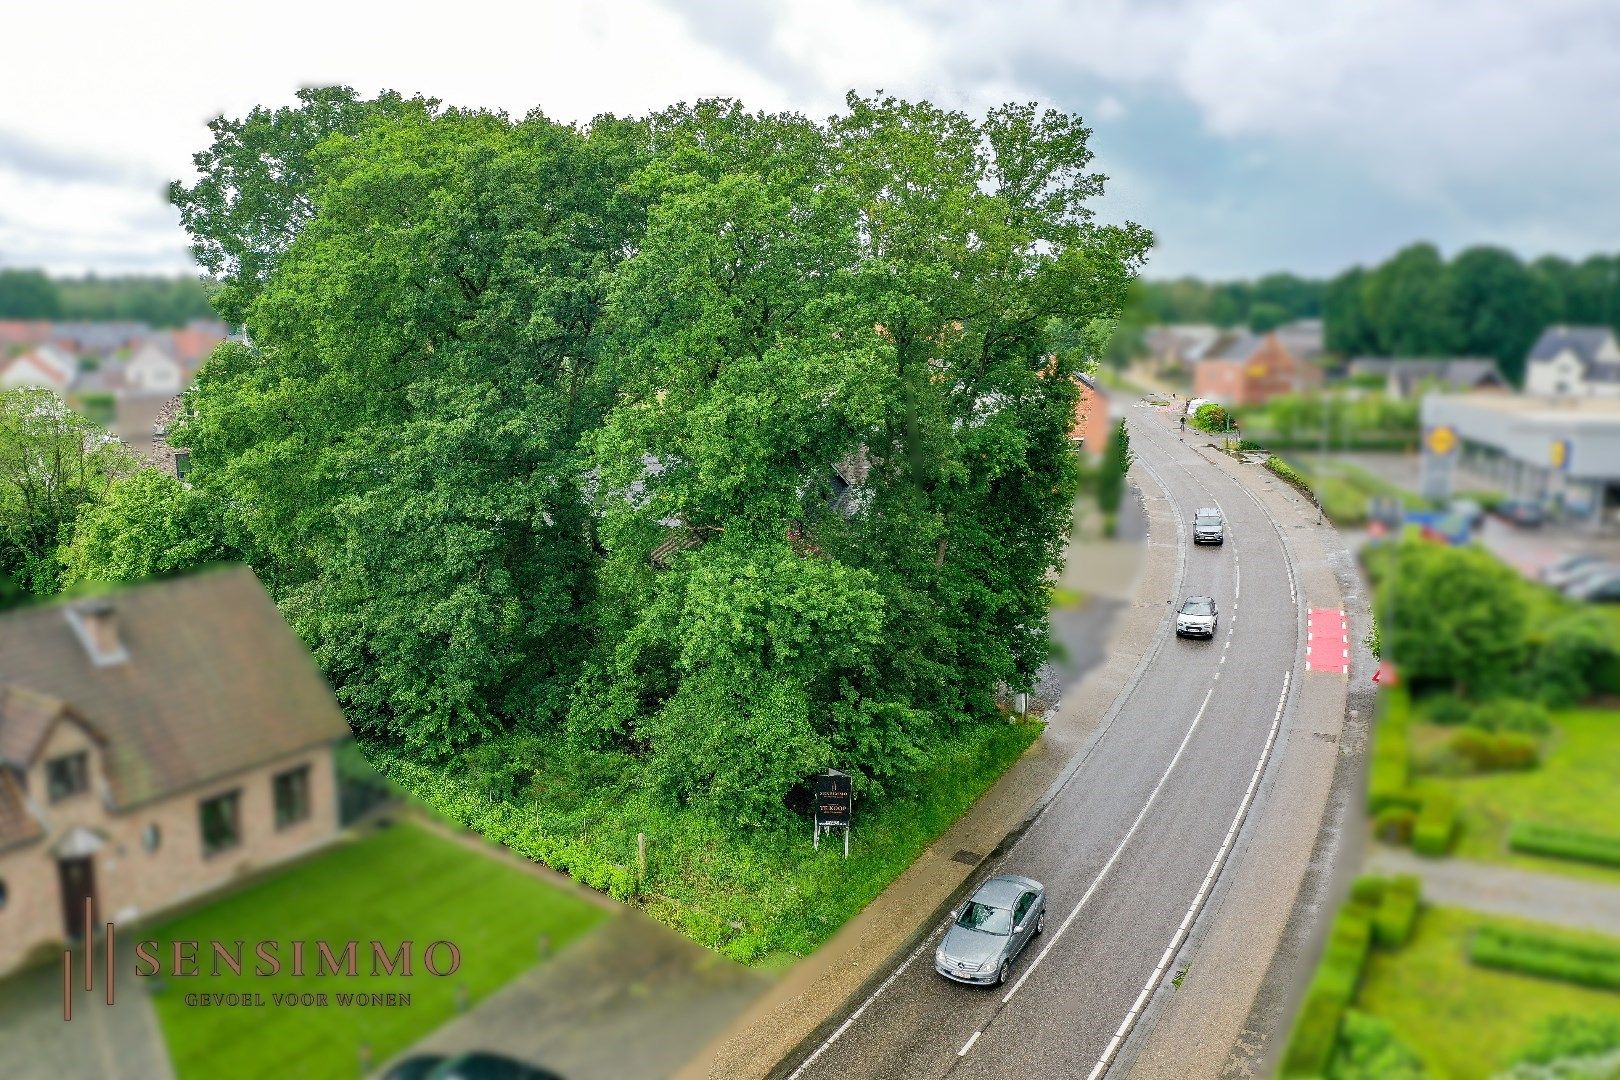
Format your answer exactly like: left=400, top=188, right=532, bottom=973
left=1367, top=845, right=1620, bottom=938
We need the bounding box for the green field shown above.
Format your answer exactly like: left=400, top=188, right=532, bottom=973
left=145, top=821, right=609, bottom=1079
left=1357, top=906, right=1620, bottom=1079
left=1414, top=709, right=1620, bottom=882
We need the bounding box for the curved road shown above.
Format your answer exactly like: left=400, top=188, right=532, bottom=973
left=785, top=406, right=1314, bottom=1079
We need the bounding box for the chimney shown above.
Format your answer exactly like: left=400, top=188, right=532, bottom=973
left=68, top=599, right=129, bottom=667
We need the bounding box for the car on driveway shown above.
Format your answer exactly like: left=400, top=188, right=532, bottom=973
left=1565, top=566, right=1620, bottom=603
left=1494, top=499, right=1546, bottom=528
left=1193, top=507, right=1225, bottom=545
left=935, top=874, right=1046, bottom=986
left=1543, top=552, right=1608, bottom=589
left=1176, top=595, right=1218, bottom=638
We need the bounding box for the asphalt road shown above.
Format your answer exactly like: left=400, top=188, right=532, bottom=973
left=786, top=407, right=1308, bottom=1080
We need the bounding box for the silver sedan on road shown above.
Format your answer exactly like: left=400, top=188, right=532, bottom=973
left=934, top=874, right=1047, bottom=986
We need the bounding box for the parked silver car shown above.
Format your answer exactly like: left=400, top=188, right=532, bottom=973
left=1543, top=552, right=1607, bottom=589
left=1193, top=507, right=1225, bottom=545
left=935, top=874, right=1047, bottom=985
left=1176, top=595, right=1218, bottom=638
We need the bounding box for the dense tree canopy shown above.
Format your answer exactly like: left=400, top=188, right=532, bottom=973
left=64, top=89, right=1148, bottom=824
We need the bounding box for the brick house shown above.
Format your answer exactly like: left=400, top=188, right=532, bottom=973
left=1071, top=371, right=1111, bottom=454
left=1193, top=331, right=1323, bottom=406
left=0, top=567, right=351, bottom=975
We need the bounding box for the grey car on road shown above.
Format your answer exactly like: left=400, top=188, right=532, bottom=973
left=935, top=874, right=1047, bottom=986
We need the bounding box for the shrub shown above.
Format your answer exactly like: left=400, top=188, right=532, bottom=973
left=1349, top=874, right=1388, bottom=907
left=1328, top=1009, right=1428, bottom=1080
left=1368, top=686, right=1414, bottom=813
left=1510, top=821, right=1620, bottom=869
left=1372, top=874, right=1421, bottom=948
left=1374, top=807, right=1417, bottom=845
left=1470, top=924, right=1620, bottom=992
left=1412, top=788, right=1456, bottom=856
left=1526, top=611, right=1620, bottom=706
left=1192, top=402, right=1229, bottom=433
left=1281, top=906, right=1375, bottom=1076
left=1447, top=726, right=1539, bottom=772
left=1473, top=698, right=1552, bottom=735
left=1424, top=693, right=1474, bottom=726
left=1514, top=1013, right=1620, bottom=1066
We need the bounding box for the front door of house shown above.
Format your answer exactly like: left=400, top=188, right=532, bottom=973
left=57, top=857, right=95, bottom=939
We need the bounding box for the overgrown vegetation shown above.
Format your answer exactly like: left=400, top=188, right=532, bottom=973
left=0, top=267, right=216, bottom=326
left=52, top=87, right=1146, bottom=946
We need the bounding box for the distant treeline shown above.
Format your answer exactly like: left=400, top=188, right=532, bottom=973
left=0, top=268, right=216, bottom=328
left=1141, top=243, right=1620, bottom=384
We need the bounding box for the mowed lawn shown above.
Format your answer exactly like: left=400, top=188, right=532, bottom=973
left=1358, top=905, right=1620, bottom=1079
left=1427, top=709, right=1620, bottom=882
left=145, top=821, right=610, bottom=1079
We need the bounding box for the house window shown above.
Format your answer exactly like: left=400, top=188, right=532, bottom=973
left=0, top=878, right=7, bottom=910
left=46, top=752, right=89, bottom=802
left=199, top=791, right=241, bottom=856
left=273, top=766, right=311, bottom=829
left=173, top=449, right=191, bottom=481
left=142, top=823, right=161, bottom=853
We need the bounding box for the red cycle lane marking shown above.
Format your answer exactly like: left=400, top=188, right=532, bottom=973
left=1307, top=607, right=1348, bottom=674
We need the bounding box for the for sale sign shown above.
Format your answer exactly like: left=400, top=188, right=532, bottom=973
left=814, top=770, right=851, bottom=826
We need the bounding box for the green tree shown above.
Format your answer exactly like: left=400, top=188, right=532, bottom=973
left=0, top=268, right=62, bottom=319
left=1360, top=243, right=1461, bottom=356
left=1096, top=419, right=1133, bottom=524
left=0, top=388, right=135, bottom=593
left=1247, top=300, right=1291, bottom=333
left=1447, top=246, right=1556, bottom=383
left=59, top=469, right=237, bottom=585
left=1325, top=266, right=1374, bottom=355
left=1378, top=539, right=1529, bottom=696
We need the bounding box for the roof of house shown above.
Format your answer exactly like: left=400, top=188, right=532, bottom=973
left=0, top=768, right=42, bottom=852
left=0, top=566, right=349, bottom=811
left=1528, top=326, right=1620, bottom=382
left=1206, top=334, right=1265, bottom=362
left=1348, top=357, right=1506, bottom=392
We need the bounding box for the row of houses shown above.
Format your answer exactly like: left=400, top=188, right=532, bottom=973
left=0, top=318, right=229, bottom=454
left=1146, top=319, right=1619, bottom=407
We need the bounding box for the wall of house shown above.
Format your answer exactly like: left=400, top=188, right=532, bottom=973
left=0, top=728, right=341, bottom=975
left=1072, top=383, right=1111, bottom=453
left=1193, top=360, right=1243, bottom=404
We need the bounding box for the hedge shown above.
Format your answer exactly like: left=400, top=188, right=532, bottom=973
left=1368, top=686, right=1414, bottom=813
left=1280, top=905, right=1375, bottom=1076
left=1372, top=874, right=1421, bottom=948
left=1470, top=924, right=1620, bottom=992
left=1447, top=726, right=1539, bottom=771
left=1265, top=455, right=1316, bottom=501
left=1413, top=787, right=1457, bottom=857
left=1510, top=821, right=1620, bottom=869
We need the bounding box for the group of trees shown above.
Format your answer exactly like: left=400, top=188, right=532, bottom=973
left=1139, top=243, right=1620, bottom=386
left=0, top=268, right=216, bottom=326
left=53, top=87, right=1148, bottom=826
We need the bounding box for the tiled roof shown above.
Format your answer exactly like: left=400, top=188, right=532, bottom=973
left=1528, top=326, right=1618, bottom=374
left=0, top=567, right=349, bottom=810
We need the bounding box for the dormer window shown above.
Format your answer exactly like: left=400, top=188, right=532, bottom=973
left=65, top=599, right=129, bottom=666
left=46, top=752, right=89, bottom=802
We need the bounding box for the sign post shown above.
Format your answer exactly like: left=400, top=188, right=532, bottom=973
left=813, top=769, right=852, bottom=858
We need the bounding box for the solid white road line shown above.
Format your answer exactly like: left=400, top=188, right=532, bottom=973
left=959, top=1030, right=982, bottom=1056
left=1000, top=680, right=1220, bottom=1005
left=1086, top=669, right=1294, bottom=1080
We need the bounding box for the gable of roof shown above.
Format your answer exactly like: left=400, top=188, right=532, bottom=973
left=0, top=769, right=42, bottom=853
left=1528, top=326, right=1619, bottom=372
left=1208, top=334, right=1264, bottom=362
left=0, top=566, right=349, bottom=809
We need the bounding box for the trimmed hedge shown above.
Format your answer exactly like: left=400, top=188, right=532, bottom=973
left=1447, top=726, right=1539, bottom=771
left=1368, top=686, right=1414, bottom=814
left=1265, top=455, right=1316, bottom=501
left=1413, top=787, right=1456, bottom=856
left=1372, top=874, right=1421, bottom=948
left=1470, top=924, right=1620, bottom=992
left=1280, top=905, right=1375, bottom=1076
left=1510, top=821, right=1620, bottom=869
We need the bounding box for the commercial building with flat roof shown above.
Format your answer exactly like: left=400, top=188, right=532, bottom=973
left=1420, top=394, right=1620, bottom=530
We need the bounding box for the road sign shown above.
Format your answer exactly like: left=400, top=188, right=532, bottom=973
left=1373, top=661, right=1399, bottom=687
left=813, top=769, right=853, bottom=858
left=1426, top=425, right=1457, bottom=456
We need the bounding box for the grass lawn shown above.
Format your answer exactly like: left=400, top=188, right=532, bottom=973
left=1286, top=456, right=1423, bottom=526
left=1414, top=709, right=1620, bottom=883
left=1358, top=905, right=1620, bottom=1079
left=145, top=821, right=609, bottom=1080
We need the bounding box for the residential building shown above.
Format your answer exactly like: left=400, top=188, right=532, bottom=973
left=122, top=339, right=187, bottom=395
left=0, top=567, right=352, bottom=975
left=0, top=344, right=77, bottom=392
left=1192, top=331, right=1323, bottom=406
left=1524, top=326, right=1620, bottom=397
left=1346, top=357, right=1508, bottom=399
left=1144, top=324, right=1223, bottom=370
left=1071, top=371, right=1111, bottom=454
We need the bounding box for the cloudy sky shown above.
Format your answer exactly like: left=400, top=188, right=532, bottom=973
left=2, top=0, right=1616, bottom=280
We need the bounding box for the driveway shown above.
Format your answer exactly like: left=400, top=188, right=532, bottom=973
left=0, top=937, right=173, bottom=1080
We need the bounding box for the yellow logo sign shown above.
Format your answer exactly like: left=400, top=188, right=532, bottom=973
left=1426, top=425, right=1457, bottom=456
left=1550, top=439, right=1571, bottom=470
